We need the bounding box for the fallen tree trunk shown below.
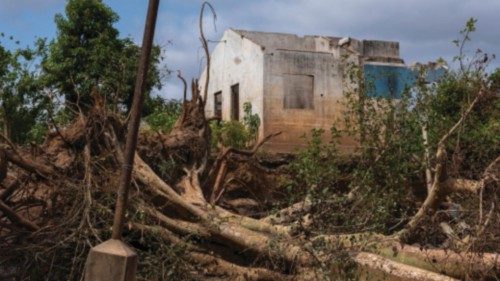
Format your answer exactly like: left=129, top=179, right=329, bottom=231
left=313, top=233, right=500, bottom=279
left=353, top=252, right=460, bottom=281
left=3, top=148, right=55, bottom=177
left=377, top=243, right=500, bottom=279
left=261, top=198, right=312, bottom=225
left=133, top=223, right=293, bottom=281
left=133, top=153, right=313, bottom=266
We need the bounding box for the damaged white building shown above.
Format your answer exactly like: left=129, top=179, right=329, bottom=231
left=200, top=29, right=442, bottom=152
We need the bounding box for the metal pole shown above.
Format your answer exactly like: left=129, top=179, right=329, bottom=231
left=111, top=0, right=160, bottom=240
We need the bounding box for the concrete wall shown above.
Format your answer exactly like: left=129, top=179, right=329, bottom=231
left=235, top=30, right=318, bottom=52
left=362, top=40, right=400, bottom=59
left=201, top=30, right=265, bottom=139
left=234, top=29, right=345, bottom=54
left=231, top=30, right=360, bottom=152
left=262, top=48, right=357, bottom=152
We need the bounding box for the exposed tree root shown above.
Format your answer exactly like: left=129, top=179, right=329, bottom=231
left=0, top=199, right=40, bottom=231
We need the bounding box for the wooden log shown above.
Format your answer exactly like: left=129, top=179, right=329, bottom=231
left=354, top=252, right=459, bottom=281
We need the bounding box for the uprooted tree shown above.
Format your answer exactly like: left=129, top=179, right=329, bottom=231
left=0, top=3, right=499, bottom=280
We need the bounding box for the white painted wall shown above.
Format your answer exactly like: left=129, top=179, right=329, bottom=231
left=200, top=29, right=265, bottom=139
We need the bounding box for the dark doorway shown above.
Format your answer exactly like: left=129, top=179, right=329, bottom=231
left=231, top=84, right=239, bottom=120
left=214, top=91, right=222, bottom=119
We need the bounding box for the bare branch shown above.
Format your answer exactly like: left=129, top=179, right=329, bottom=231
left=0, top=199, right=40, bottom=231
left=421, top=124, right=433, bottom=192
left=177, top=70, right=187, bottom=103
left=438, top=87, right=485, bottom=147
left=0, top=180, right=20, bottom=201
left=199, top=1, right=216, bottom=106
left=223, top=132, right=282, bottom=158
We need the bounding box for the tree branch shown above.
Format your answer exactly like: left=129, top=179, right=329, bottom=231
left=199, top=2, right=216, bottom=106
left=0, top=199, right=40, bottom=231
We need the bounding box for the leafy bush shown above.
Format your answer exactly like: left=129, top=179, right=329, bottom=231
left=285, top=128, right=340, bottom=203
left=210, top=102, right=261, bottom=149
left=242, top=102, right=260, bottom=140
left=211, top=120, right=249, bottom=149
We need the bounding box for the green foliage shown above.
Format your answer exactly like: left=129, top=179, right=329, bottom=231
left=211, top=120, right=249, bottom=149
left=328, top=62, right=425, bottom=232
left=452, top=17, right=477, bottom=48
left=489, top=68, right=500, bottom=92
left=453, top=17, right=477, bottom=70
left=42, top=0, right=167, bottom=113
left=26, top=123, right=48, bottom=144
left=0, top=35, right=48, bottom=143
left=429, top=72, right=499, bottom=177
left=286, top=128, right=340, bottom=202
left=211, top=102, right=261, bottom=149
left=242, top=101, right=260, bottom=139
left=144, top=98, right=181, bottom=133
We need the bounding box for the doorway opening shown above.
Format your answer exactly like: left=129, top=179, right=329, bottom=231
left=214, top=91, right=222, bottom=119
left=230, top=84, right=239, bottom=120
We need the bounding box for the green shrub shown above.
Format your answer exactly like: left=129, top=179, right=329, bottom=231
left=210, top=102, right=261, bottom=149
left=211, top=120, right=249, bottom=149
left=286, top=128, right=340, bottom=202
left=242, top=102, right=260, bottom=140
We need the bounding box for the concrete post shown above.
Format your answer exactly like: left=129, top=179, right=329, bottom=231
left=84, top=240, right=137, bottom=281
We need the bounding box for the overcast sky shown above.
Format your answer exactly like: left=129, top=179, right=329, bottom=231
left=1, top=0, right=499, bottom=99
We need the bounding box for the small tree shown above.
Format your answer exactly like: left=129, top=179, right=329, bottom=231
left=42, top=0, right=166, bottom=114
left=0, top=37, right=47, bottom=143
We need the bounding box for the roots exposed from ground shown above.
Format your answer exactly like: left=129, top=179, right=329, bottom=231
left=0, top=86, right=499, bottom=280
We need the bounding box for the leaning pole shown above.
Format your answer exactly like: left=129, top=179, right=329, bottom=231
left=84, top=0, right=160, bottom=280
